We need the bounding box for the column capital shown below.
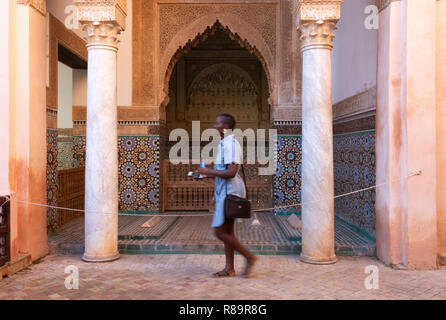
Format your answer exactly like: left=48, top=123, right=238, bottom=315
left=296, top=1, right=343, bottom=51
left=83, top=22, right=123, bottom=50
left=299, top=20, right=338, bottom=51
left=75, top=0, right=127, bottom=48
left=17, top=0, right=47, bottom=16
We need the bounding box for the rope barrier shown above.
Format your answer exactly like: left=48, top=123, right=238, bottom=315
left=1, top=170, right=422, bottom=217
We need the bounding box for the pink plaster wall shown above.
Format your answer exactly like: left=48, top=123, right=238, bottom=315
left=376, top=1, right=408, bottom=267
left=11, top=4, right=48, bottom=262
left=403, top=0, right=437, bottom=269
left=376, top=0, right=439, bottom=269
left=8, top=0, right=18, bottom=262
left=0, top=0, right=10, bottom=196
left=437, top=0, right=446, bottom=265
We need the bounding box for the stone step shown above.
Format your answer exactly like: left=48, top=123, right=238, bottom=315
left=50, top=239, right=374, bottom=256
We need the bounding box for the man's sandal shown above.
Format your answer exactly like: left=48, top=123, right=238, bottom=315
left=212, top=268, right=236, bottom=278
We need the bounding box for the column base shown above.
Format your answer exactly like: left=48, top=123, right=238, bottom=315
left=81, top=252, right=121, bottom=263
left=300, top=253, right=338, bottom=265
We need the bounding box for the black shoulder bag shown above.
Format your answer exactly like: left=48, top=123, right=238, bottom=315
left=224, top=164, right=251, bottom=219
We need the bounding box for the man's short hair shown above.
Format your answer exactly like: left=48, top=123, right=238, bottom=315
left=218, top=113, right=236, bottom=129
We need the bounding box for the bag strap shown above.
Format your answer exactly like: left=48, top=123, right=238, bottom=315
left=225, top=164, right=248, bottom=198
left=223, top=137, right=249, bottom=198
left=240, top=164, right=248, bottom=197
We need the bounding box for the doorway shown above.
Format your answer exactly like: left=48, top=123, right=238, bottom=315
left=162, top=24, right=272, bottom=212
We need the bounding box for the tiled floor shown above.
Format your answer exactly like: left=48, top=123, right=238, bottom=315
left=1, top=254, right=445, bottom=300
left=48, top=213, right=375, bottom=256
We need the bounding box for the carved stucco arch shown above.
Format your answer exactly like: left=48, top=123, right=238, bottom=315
left=188, top=62, right=259, bottom=99
left=159, top=14, right=276, bottom=109
left=168, top=62, right=264, bottom=131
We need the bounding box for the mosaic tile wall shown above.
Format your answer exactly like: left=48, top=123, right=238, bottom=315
left=273, top=136, right=302, bottom=214
left=57, top=140, right=79, bottom=170
left=273, top=132, right=376, bottom=237
left=333, top=131, right=376, bottom=236
left=72, top=136, right=160, bottom=212
left=73, top=136, right=86, bottom=167
left=46, top=130, right=58, bottom=231
left=65, top=131, right=375, bottom=234
left=118, top=137, right=160, bottom=212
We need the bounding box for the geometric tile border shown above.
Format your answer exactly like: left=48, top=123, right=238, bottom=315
left=46, top=129, right=58, bottom=231
left=274, top=136, right=302, bottom=215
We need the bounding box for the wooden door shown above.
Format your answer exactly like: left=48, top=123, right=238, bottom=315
left=57, top=167, right=85, bottom=227
left=162, top=160, right=272, bottom=211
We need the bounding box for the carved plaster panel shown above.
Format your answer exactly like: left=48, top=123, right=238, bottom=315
left=132, top=0, right=156, bottom=105
left=161, top=21, right=274, bottom=106
left=132, top=1, right=312, bottom=121
left=75, top=0, right=127, bottom=29
left=272, top=106, right=302, bottom=122
left=158, top=4, right=277, bottom=59
left=46, top=108, right=58, bottom=129
left=73, top=105, right=161, bottom=122
left=279, top=0, right=298, bottom=106
left=332, top=87, right=377, bottom=121
left=297, top=0, right=343, bottom=23
left=272, top=120, right=302, bottom=135
left=333, top=115, right=375, bottom=134
left=156, top=4, right=278, bottom=108
left=167, top=63, right=264, bottom=135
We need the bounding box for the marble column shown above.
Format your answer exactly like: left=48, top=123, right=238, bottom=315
left=76, top=1, right=126, bottom=262
left=298, top=5, right=341, bottom=264
left=82, top=23, right=121, bottom=262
